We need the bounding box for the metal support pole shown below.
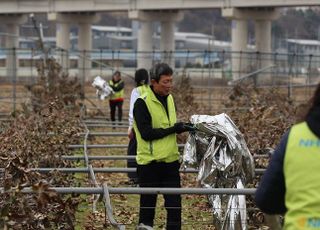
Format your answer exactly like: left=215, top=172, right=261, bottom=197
left=112, top=50, right=114, bottom=68
left=185, top=50, right=190, bottom=68
left=288, top=53, right=295, bottom=98
left=307, top=54, right=313, bottom=98
left=134, top=49, right=138, bottom=69
left=272, top=52, right=278, bottom=86
left=100, top=49, right=103, bottom=76
left=12, top=47, right=17, bottom=113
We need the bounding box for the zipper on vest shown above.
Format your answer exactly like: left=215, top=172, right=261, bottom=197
left=149, top=141, right=153, bottom=155
left=155, top=96, right=171, bottom=126
left=163, top=106, right=171, bottom=126
left=165, top=100, right=171, bottom=126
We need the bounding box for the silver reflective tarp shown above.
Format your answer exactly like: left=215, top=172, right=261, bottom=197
left=182, top=113, right=255, bottom=230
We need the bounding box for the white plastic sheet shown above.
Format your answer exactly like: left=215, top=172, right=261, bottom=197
left=92, top=76, right=114, bottom=100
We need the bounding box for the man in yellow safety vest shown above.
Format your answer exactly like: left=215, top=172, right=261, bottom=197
left=108, top=71, right=124, bottom=127
left=133, top=63, right=195, bottom=230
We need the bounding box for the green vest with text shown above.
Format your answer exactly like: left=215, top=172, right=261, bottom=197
left=284, top=122, right=320, bottom=230
left=134, top=87, right=179, bottom=165
left=109, top=80, right=124, bottom=100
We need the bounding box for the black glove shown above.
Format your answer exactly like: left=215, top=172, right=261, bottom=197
left=174, top=122, right=196, bottom=134
left=183, top=123, right=196, bottom=132
left=174, top=122, right=185, bottom=134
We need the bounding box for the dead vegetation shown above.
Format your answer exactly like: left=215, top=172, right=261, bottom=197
left=174, top=78, right=303, bottom=228
left=173, top=74, right=204, bottom=143
left=24, top=58, right=83, bottom=114
left=0, top=58, right=84, bottom=230
left=223, top=83, right=304, bottom=228
left=0, top=63, right=312, bottom=229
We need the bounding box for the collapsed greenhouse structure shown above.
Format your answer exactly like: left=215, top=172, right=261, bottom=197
left=0, top=44, right=317, bottom=229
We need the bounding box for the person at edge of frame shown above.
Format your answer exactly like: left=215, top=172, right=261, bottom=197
left=255, top=82, right=320, bottom=230
left=108, top=70, right=125, bottom=128
left=127, top=68, right=150, bottom=185
left=133, top=63, right=195, bottom=230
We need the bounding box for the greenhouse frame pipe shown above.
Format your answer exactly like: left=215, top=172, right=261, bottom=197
left=69, top=144, right=127, bottom=149
left=84, top=106, right=129, bottom=112
left=0, top=118, right=12, bottom=122
left=86, top=124, right=128, bottom=128
left=84, top=119, right=129, bottom=124
left=62, top=154, right=269, bottom=161
left=68, top=144, right=185, bottom=149
left=84, top=122, right=129, bottom=126
left=62, top=155, right=136, bottom=160
left=0, top=167, right=265, bottom=174
left=48, top=132, right=127, bottom=137
left=79, top=132, right=127, bottom=136
left=68, top=143, right=265, bottom=155
left=0, top=187, right=256, bottom=195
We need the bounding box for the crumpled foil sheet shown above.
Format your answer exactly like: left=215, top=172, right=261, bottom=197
left=182, top=113, right=255, bottom=230
left=92, top=76, right=114, bottom=100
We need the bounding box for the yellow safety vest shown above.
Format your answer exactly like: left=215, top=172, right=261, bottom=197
left=284, top=121, right=320, bottom=230
left=133, top=87, right=179, bottom=165
left=109, top=80, right=124, bottom=100
left=137, top=84, right=149, bottom=95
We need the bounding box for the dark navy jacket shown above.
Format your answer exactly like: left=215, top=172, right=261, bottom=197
left=255, top=106, right=320, bottom=214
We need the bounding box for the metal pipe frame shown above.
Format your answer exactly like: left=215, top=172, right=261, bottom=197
left=83, top=119, right=129, bottom=124
left=68, top=144, right=185, bottom=148
left=62, top=154, right=269, bottom=161
left=86, top=124, right=128, bottom=128
left=0, top=186, right=256, bottom=195
left=63, top=155, right=136, bottom=160
left=73, top=132, right=128, bottom=136
left=0, top=167, right=265, bottom=174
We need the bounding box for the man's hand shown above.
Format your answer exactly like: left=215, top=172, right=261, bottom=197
left=128, top=127, right=134, bottom=139
left=174, top=122, right=196, bottom=134
left=183, top=123, right=196, bottom=132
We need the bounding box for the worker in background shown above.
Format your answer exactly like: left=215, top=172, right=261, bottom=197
left=127, top=68, right=150, bottom=184
left=255, top=83, right=320, bottom=230
left=108, top=71, right=124, bottom=127
left=133, top=63, right=195, bottom=230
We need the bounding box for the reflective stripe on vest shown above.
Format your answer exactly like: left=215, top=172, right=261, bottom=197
left=284, top=122, right=320, bottom=230
left=109, top=80, right=124, bottom=100
left=133, top=87, right=179, bottom=165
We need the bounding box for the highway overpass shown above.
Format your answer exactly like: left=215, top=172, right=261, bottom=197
left=0, top=0, right=319, bottom=13
left=0, top=0, right=319, bottom=79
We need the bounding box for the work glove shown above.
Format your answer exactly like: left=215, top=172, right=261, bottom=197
left=174, top=122, right=196, bottom=134
left=183, top=123, right=196, bottom=132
